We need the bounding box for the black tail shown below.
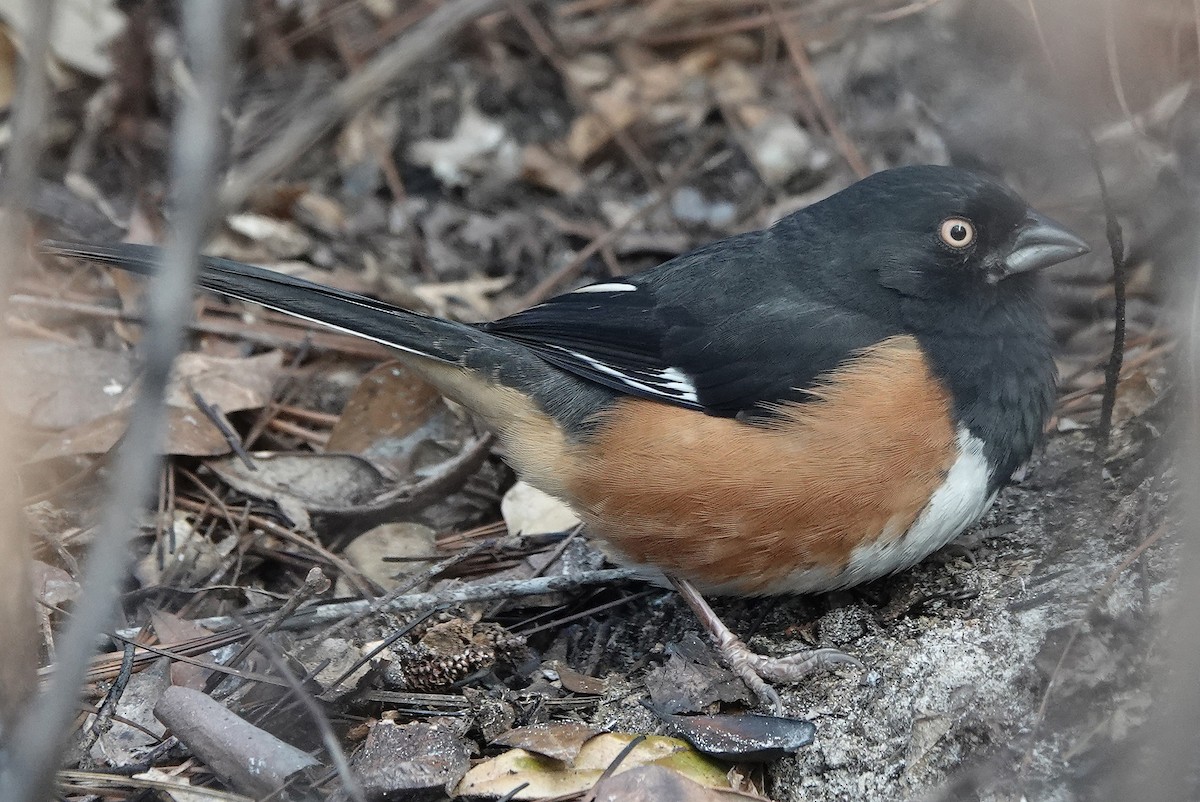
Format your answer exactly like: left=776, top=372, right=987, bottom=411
left=41, top=241, right=482, bottom=364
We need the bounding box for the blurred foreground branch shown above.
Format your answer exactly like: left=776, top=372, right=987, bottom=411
left=0, top=4, right=240, bottom=800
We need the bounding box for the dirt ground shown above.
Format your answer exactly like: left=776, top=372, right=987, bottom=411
left=8, top=1, right=1191, bottom=800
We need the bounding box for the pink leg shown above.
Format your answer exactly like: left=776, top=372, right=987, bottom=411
left=669, top=575, right=862, bottom=713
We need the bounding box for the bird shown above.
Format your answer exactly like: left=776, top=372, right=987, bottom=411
left=42, top=164, right=1090, bottom=711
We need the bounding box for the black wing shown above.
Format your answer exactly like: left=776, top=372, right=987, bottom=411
left=483, top=234, right=899, bottom=417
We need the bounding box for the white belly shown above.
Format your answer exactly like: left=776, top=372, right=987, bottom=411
left=597, top=428, right=998, bottom=596
left=770, top=428, right=996, bottom=594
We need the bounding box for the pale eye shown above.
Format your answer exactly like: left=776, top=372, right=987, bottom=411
left=939, top=217, right=975, bottom=248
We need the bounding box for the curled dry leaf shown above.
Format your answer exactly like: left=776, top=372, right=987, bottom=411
left=491, top=722, right=601, bottom=765
left=206, top=452, right=392, bottom=531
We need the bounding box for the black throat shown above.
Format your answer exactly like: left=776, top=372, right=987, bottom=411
left=908, top=285, right=1056, bottom=493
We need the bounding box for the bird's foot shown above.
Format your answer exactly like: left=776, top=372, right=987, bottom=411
left=714, top=632, right=861, bottom=714
left=669, top=575, right=863, bottom=714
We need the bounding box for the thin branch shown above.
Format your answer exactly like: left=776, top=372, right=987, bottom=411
left=0, top=0, right=54, bottom=745
left=766, top=0, right=868, bottom=178
left=115, top=567, right=644, bottom=638
left=1092, top=133, right=1128, bottom=451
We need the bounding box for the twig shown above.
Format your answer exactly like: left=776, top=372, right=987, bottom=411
left=767, top=0, right=869, bottom=178
left=74, top=642, right=137, bottom=759
left=1091, top=134, right=1128, bottom=452
left=207, top=567, right=331, bottom=695
left=308, top=538, right=494, bottom=645
left=1022, top=0, right=1128, bottom=456
left=0, top=0, right=54, bottom=748
left=132, top=568, right=643, bottom=636
left=4, top=7, right=239, bottom=800
left=219, top=0, right=504, bottom=211
left=190, top=387, right=256, bottom=470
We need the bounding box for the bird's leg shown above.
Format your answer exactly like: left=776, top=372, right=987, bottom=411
left=668, top=575, right=862, bottom=714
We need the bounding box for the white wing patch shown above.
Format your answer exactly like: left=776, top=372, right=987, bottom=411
left=570, top=282, right=638, bottom=293
left=553, top=347, right=699, bottom=404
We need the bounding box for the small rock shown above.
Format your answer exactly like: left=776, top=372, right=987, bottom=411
left=338, top=522, right=437, bottom=594
left=501, top=481, right=580, bottom=535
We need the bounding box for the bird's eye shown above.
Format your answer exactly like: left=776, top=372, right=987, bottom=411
left=939, top=217, right=975, bottom=249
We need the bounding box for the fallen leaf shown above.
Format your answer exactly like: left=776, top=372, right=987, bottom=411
left=0, top=0, right=126, bottom=78
left=593, top=765, right=753, bottom=802
left=28, top=351, right=283, bottom=461
left=206, top=452, right=392, bottom=531
left=2, top=339, right=133, bottom=429
left=325, top=361, right=448, bottom=476
left=134, top=513, right=237, bottom=588
left=645, top=635, right=754, bottom=712
left=352, top=721, right=471, bottom=798
left=91, top=659, right=169, bottom=767
left=409, top=104, right=520, bottom=187
left=225, top=213, right=312, bottom=260
left=455, top=732, right=730, bottom=799
left=30, top=559, right=80, bottom=607
left=544, top=659, right=610, bottom=695
left=492, top=722, right=600, bottom=764
left=152, top=351, right=283, bottom=413
left=150, top=611, right=217, bottom=690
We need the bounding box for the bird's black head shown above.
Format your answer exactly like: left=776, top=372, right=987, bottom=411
left=791, top=165, right=1089, bottom=316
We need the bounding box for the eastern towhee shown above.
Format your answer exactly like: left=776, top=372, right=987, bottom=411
left=43, top=165, right=1090, bottom=711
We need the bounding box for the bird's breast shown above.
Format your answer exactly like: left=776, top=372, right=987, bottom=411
left=559, top=335, right=991, bottom=594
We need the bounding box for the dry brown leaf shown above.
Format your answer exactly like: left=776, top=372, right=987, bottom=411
left=30, top=559, right=80, bottom=607
left=593, top=765, right=754, bottom=802
left=30, top=352, right=282, bottom=461
left=521, top=143, right=586, bottom=197
left=31, top=405, right=232, bottom=462
left=149, top=610, right=215, bottom=690
left=326, top=362, right=442, bottom=453
left=3, top=339, right=133, bottom=429
left=492, top=722, right=600, bottom=764
left=338, top=522, right=436, bottom=594
left=151, top=351, right=284, bottom=414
